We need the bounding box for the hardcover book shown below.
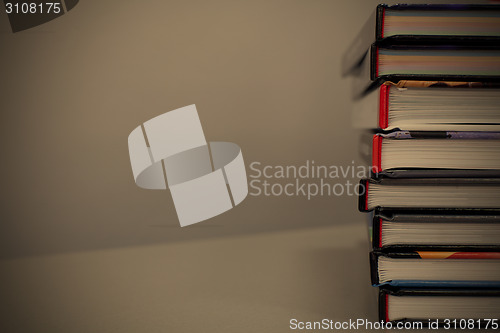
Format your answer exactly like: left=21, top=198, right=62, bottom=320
left=359, top=178, right=500, bottom=212
left=350, top=44, right=500, bottom=97
left=370, top=251, right=500, bottom=287
left=379, top=288, right=500, bottom=324
left=351, top=82, right=500, bottom=131
left=371, top=209, right=500, bottom=251
left=370, top=131, right=500, bottom=178
left=342, top=4, right=500, bottom=75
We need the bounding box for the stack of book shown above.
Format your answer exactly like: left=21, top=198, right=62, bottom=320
left=344, top=4, right=500, bottom=326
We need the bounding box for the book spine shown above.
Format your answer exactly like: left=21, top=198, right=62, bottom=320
left=378, top=289, right=389, bottom=322
left=372, top=135, right=383, bottom=174
left=358, top=179, right=370, bottom=212
left=372, top=44, right=379, bottom=81
left=378, top=84, right=390, bottom=129
left=377, top=5, right=385, bottom=39
left=370, top=251, right=381, bottom=286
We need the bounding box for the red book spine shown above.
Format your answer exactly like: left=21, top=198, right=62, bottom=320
left=372, top=135, right=383, bottom=174
left=378, top=84, right=390, bottom=129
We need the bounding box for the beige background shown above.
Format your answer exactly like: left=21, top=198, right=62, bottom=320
left=0, top=0, right=486, bottom=332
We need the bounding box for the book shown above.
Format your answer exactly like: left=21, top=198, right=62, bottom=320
left=372, top=209, right=500, bottom=251
left=380, top=288, right=500, bottom=324
left=350, top=44, right=500, bottom=97
left=351, top=82, right=500, bottom=131
left=359, top=178, right=500, bottom=212
left=342, top=4, right=500, bottom=75
left=370, top=251, right=500, bottom=287
left=370, top=131, right=500, bottom=178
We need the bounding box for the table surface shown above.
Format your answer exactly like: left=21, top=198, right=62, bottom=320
left=1, top=224, right=377, bottom=333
